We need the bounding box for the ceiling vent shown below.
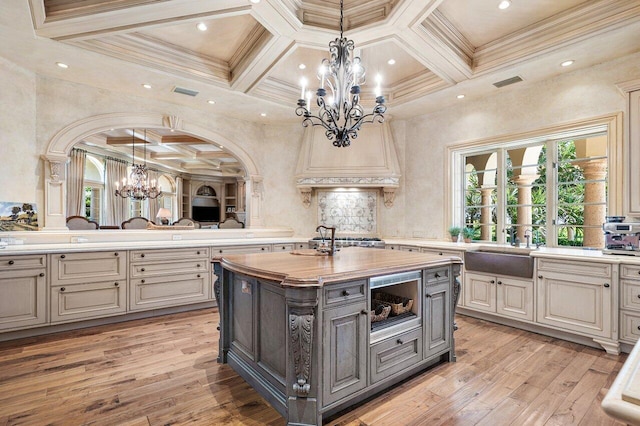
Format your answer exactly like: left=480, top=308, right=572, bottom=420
left=493, top=76, right=523, bottom=88
left=172, top=86, right=199, bottom=97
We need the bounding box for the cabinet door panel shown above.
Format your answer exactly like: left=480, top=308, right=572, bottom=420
left=497, top=277, right=533, bottom=322
left=51, top=281, right=126, bottom=323
left=370, top=328, right=422, bottom=383
left=130, top=273, right=210, bottom=311
left=0, top=269, right=46, bottom=330
left=464, top=272, right=496, bottom=313
left=131, top=260, right=208, bottom=278
left=620, top=311, right=640, bottom=343
left=323, top=303, right=367, bottom=407
left=537, top=272, right=611, bottom=338
left=231, top=275, right=256, bottom=360
left=425, top=281, right=450, bottom=358
left=51, top=252, right=126, bottom=284
left=130, top=247, right=209, bottom=262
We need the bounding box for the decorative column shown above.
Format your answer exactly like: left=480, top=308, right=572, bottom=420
left=480, top=186, right=494, bottom=241
left=511, top=174, right=539, bottom=241
left=575, top=158, right=607, bottom=248
left=41, top=154, right=69, bottom=230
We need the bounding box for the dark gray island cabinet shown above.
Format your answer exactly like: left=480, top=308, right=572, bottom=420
left=213, top=247, right=462, bottom=425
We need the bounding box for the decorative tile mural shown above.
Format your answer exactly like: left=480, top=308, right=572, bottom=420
left=317, top=190, right=377, bottom=233
left=0, top=201, right=38, bottom=231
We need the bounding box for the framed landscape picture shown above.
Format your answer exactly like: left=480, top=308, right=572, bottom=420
left=0, top=202, right=39, bottom=231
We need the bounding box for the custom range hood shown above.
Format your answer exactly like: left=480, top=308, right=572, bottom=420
left=295, top=122, right=401, bottom=208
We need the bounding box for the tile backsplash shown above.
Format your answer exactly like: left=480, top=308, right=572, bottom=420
left=317, top=190, right=377, bottom=234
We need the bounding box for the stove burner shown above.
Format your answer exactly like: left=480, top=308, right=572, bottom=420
left=309, top=236, right=385, bottom=249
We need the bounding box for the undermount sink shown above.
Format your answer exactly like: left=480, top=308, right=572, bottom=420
left=464, top=247, right=534, bottom=278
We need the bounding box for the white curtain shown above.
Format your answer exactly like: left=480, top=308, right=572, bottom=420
left=105, top=158, right=128, bottom=227
left=147, top=169, right=160, bottom=222
left=66, top=148, right=86, bottom=217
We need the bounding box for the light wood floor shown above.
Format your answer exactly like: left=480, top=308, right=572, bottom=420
left=0, top=308, right=627, bottom=426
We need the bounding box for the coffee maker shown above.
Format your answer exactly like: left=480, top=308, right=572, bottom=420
left=603, top=221, right=640, bottom=255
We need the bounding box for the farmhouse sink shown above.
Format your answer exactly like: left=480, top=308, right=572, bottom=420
left=464, top=247, right=534, bottom=278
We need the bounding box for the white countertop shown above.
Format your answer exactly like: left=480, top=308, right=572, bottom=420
left=603, top=340, right=640, bottom=425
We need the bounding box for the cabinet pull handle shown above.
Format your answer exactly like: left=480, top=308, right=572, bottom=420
left=360, top=310, right=368, bottom=315
left=39, top=272, right=45, bottom=277
left=604, top=283, right=610, bottom=288
left=342, top=290, right=350, bottom=296
left=426, top=293, right=432, bottom=298
left=141, top=254, right=145, bottom=258
left=490, top=280, right=495, bottom=284
left=141, top=280, right=145, bottom=284
left=141, top=268, right=145, bottom=272
left=60, top=287, right=65, bottom=292
left=8, top=260, right=14, bottom=265
left=497, top=281, right=502, bottom=285
left=197, top=274, right=201, bottom=278
left=60, top=255, right=65, bottom=259
left=538, top=275, right=543, bottom=279
left=114, top=252, right=119, bottom=257
left=114, top=282, right=119, bottom=287
left=435, top=273, right=440, bottom=278
left=397, top=339, right=404, bottom=345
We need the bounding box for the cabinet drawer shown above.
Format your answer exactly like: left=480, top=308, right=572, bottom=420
left=620, top=311, right=640, bottom=343
left=399, top=246, right=419, bottom=252
left=51, top=251, right=126, bottom=285
left=621, top=280, right=640, bottom=311
left=424, top=267, right=449, bottom=285
left=0, top=255, right=46, bottom=271
left=324, top=280, right=366, bottom=307
left=214, top=245, right=271, bottom=255
left=421, top=248, right=463, bottom=259
left=370, top=328, right=423, bottom=384
left=273, top=243, right=294, bottom=251
left=131, top=259, right=209, bottom=277
left=537, top=258, right=612, bottom=278
left=0, top=268, right=47, bottom=331
left=621, top=264, right=640, bottom=280
left=130, top=247, right=209, bottom=262
left=130, top=272, right=210, bottom=311
left=385, top=245, right=400, bottom=251
left=51, top=280, right=126, bottom=323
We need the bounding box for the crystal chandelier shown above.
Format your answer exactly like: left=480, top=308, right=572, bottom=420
left=295, top=0, right=386, bottom=148
left=114, top=129, right=162, bottom=200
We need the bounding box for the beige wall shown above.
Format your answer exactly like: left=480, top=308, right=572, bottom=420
left=400, top=51, right=640, bottom=240
left=1, top=51, right=639, bottom=239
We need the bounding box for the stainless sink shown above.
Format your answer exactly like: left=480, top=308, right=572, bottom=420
left=464, top=247, right=534, bottom=278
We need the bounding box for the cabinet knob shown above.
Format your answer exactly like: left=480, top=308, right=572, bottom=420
left=197, top=264, right=201, bottom=268
left=60, top=287, right=65, bottom=292
left=141, top=280, right=145, bottom=284
left=438, top=252, right=443, bottom=255
left=114, top=252, right=119, bottom=257
left=435, top=273, right=440, bottom=278
left=397, top=339, right=404, bottom=345
left=391, top=247, right=395, bottom=250
left=39, top=272, right=45, bottom=277
left=261, top=247, right=265, bottom=251
left=114, top=282, right=119, bottom=287
left=141, top=268, right=146, bottom=272
left=282, top=246, right=286, bottom=250
left=141, top=254, right=145, bottom=258
left=538, top=275, right=543, bottom=279
left=342, top=290, right=350, bottom=296
left=490, top=280, right=495, bottom=284
left=426, top=293, right=432, bottom=298
left=604, top=283, right=610, bottom=288
left=637, top=325, right=640, bottom=331
left=219, top=250, right=223, bottom=253
left=637, top=294, right=640, bottom=299
left=60, top=255, right=66, bottom=259
left=197, top=274, right=201, bottom=278
left=361, top=310, right=368, bottom=315
left=8, top=260, right=14, bottom=265
left=197, top=251, right=201, bottom=255
left=497, top=281, right=502, bottom=285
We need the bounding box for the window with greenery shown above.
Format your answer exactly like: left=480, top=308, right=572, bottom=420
left=458, top=130, right=608, bottom=248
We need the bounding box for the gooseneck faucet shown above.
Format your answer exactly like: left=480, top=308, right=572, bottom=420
left=315, top=225, right=337, bottom=256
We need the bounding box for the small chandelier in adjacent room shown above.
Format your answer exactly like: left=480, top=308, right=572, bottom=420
left=295, top=0, right=386, bottom=148
left=115, top=129, right=162, bottom=200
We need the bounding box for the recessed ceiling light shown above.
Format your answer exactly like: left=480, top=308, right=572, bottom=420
left=207, top=100, right=216, bottom=104
left=196, top=22, right=207, bottom=31
left=142, top=84, right=152, bottom=89
left=561, top=60, right=575, bottom=67
left=56, top=62, right=68, bottom=69
left=387, top=59, right=396, bottom=65
left=250, top=0, right=260, bottom=3
left=260, top=113, right=267, bottom=117
left=298, top=64, right=306, bottom=70
left=457, top=94, right=465, bottom=99
left=498, top=0, right=511, bottom=10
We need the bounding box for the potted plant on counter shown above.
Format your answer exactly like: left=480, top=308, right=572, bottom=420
left=448, top=226, right=461, bottom=242
left=462, top=227, right=475, bottom=243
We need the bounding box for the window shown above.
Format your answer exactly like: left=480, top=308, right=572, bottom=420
left=454, top=127, right=609, bottom=248
left=84, top=155, right=104, bottom=224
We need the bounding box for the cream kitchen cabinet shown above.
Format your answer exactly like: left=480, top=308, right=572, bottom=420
left=619, top=263, right=640, bottom=344
left=0, top=255, right=47, bottom=331
left=421, top=248, right=464, bottom=308
left=625, top=88, right=640, bottom=214
left=129, top=247, right=210, bottom=311
left=50, top=251, right=127, bottom=323
left=464, top=271, right=534, bottom=322
left=536, top=258, right=617, bottom=353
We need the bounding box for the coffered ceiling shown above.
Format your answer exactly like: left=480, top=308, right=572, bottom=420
left=3, top=0, right=640, bottom=175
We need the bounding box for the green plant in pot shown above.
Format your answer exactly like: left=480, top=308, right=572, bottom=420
left=462, top=227, right=475, bottom=243
left=448, top=226, right=461, bottom=242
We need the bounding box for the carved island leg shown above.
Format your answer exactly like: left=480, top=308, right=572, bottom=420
left=451, top=264, right=462, bottom=362
left=212, top=261, right=229, bottom=364
left=290, top=313, right=314, bottom=396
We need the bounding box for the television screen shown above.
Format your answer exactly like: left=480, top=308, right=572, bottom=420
left=192, top=206, right=220, bottom=222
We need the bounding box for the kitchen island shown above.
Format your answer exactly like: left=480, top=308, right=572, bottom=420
left=214, top=247, right=462, bottom=425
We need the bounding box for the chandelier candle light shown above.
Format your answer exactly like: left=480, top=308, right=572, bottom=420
left=295, top=0, right=386, bottom=148
left=114, top=129, right=162, bottom=200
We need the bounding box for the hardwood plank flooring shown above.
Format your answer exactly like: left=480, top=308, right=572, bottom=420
left=0, top=309, right=628, bottom=425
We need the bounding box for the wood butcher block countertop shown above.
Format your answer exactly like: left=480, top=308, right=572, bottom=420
left=217, top=246, right=463, bottom=287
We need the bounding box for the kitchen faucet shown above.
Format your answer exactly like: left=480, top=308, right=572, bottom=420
left=524, top=229, right=532, bottom=249
left=315, top=225, right=337, bottom=255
